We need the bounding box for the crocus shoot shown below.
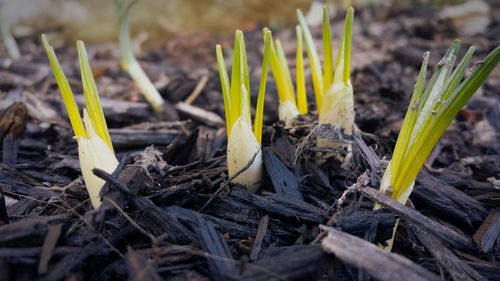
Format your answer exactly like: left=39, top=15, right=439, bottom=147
left=266, top=26, right=307, bottom=126
left=297, top=6, right=355, bottom=133
left=378, top=42, right=499, bottom=250
left=115, top=0, right=165, bottom=111
left=380, top=42, right=499, bottom=205
left=216, top=29, right=271, bottom=192
left=42, top=34, right=119, bottom=209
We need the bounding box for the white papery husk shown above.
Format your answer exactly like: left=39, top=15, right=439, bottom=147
left=319, top=81, right=354, bottom=133
left=316, top=81, right=354, bottom=166
left=77, top=111, right=119, bottom=209
left=227, top=117, right=263, bottom=193
left=279, top=100, right=300, bottom=127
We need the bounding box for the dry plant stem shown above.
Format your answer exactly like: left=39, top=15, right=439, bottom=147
left=185, top=75, right=209, bottom=105
left=310, top=171, right=370, bottom=245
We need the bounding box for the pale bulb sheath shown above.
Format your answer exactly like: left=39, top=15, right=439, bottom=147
left=78, top=112, right=119, bottom=209
left=279, top=100, right=300, bottom=127
left=319, top=81, right=354, bottom=135
left=227, top=117, right=263, bottom=192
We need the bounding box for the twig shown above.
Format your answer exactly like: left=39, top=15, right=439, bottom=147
left=103, top=197, right=158, bottom=244
left=185, top=75, right=209, bottom=105
left=93, top=168, right=132, bottom=195
left=310, top=171, right=370, bottom=244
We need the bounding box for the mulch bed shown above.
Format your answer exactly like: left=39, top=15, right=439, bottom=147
left=0, top=2, right=499, bottom=281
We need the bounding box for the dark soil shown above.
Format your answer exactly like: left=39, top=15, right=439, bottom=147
left=0, top=2, right=499, bottom=281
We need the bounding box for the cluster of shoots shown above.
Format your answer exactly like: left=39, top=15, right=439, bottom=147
left=115, top=0, right=165, bottom=111
left=271, top=6, right=354, bottom=134
left=380, top=42, right=500, bottom=205
left=215, top=30, right=271, bottom=192
left=42, top=34, right=119, bottom=209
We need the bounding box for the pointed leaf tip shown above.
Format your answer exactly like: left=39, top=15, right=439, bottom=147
left=42, top=34, right=86, bottom=138
left=77, top=40, right=113, bottom=151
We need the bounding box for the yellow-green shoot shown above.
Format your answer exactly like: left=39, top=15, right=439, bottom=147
left=42, top=34, right=119, bottom=209
left=380, top=42, right=500, bottom=205
left=297, top=6, right=355, bottom=135
left=115, top=0, right=165, bottom=111
left=266, top=26, right=307, bottom=126
left=216, top=30, right=271, bottom=192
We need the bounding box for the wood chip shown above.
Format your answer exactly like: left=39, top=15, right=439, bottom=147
left=361, top=187, right=475, bottom=251
left=233, top=245, right=328, bottom=281
left=263, top=148, right=303, bottom=201
left=414, top=226, right=487, bottom=281
left=38, top=223, right=63, bottom=274
left=197, top=218, right=236, bottom=281
left=320, top=225, right=440, bottom=281
left=472, top=209, right=500, bottom=254
left=175, top=102, right=224, bottom=127
left=250, top=215, right=269, bottom=261
left=125, top=247, right=162, bottom=281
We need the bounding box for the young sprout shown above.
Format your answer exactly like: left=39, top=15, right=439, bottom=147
left=296, top=7, right=324, bottom=109
left=380, top=42, right=499, bottom=206
left=318, top=8, right=354, bottom=136
left=216, top=30, right=271, bottom=192
left=0, top=19, right=20, bottom=59
left=114, top=0, right=165, bottom=111
left=42, top=34, right=119, bottom=209
left=298, top=6, right=355, bottom=132
left=266, top=26, right=307, bottom=126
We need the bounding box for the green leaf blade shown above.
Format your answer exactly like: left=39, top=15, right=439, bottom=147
left=254, top=29, right=271, bottom=143
left=216, top=45, right=232, bottom=137
left=41, top=34, right=86, bottom=139
left=77, top=40, right=113, bottom=151
left=322, top=5, right=333, bottom=89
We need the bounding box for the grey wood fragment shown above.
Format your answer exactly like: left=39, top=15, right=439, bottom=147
left=472, top=209, right=500, bottom=254
left=414, top=227, right=487, bottom=281
left=361, top=187, right=475, bottom=251
left=320, top=225, right=440, bottom=281
left=125, top=247, right=162, bottom=281
left=263, top=148, right=303, bottom=201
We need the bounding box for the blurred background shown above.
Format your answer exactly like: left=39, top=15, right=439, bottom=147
left=1, top=0, right=497, bottom=44
left=1, top=0, right=313, bottom=44
left=0, top=0, right=498, bottom=131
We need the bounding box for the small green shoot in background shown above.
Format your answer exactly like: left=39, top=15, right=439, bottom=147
left=115, top=0, right=165, bottom=111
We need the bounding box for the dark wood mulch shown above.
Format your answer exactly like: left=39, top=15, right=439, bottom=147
left=0, top=2, right=499, bottom=281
